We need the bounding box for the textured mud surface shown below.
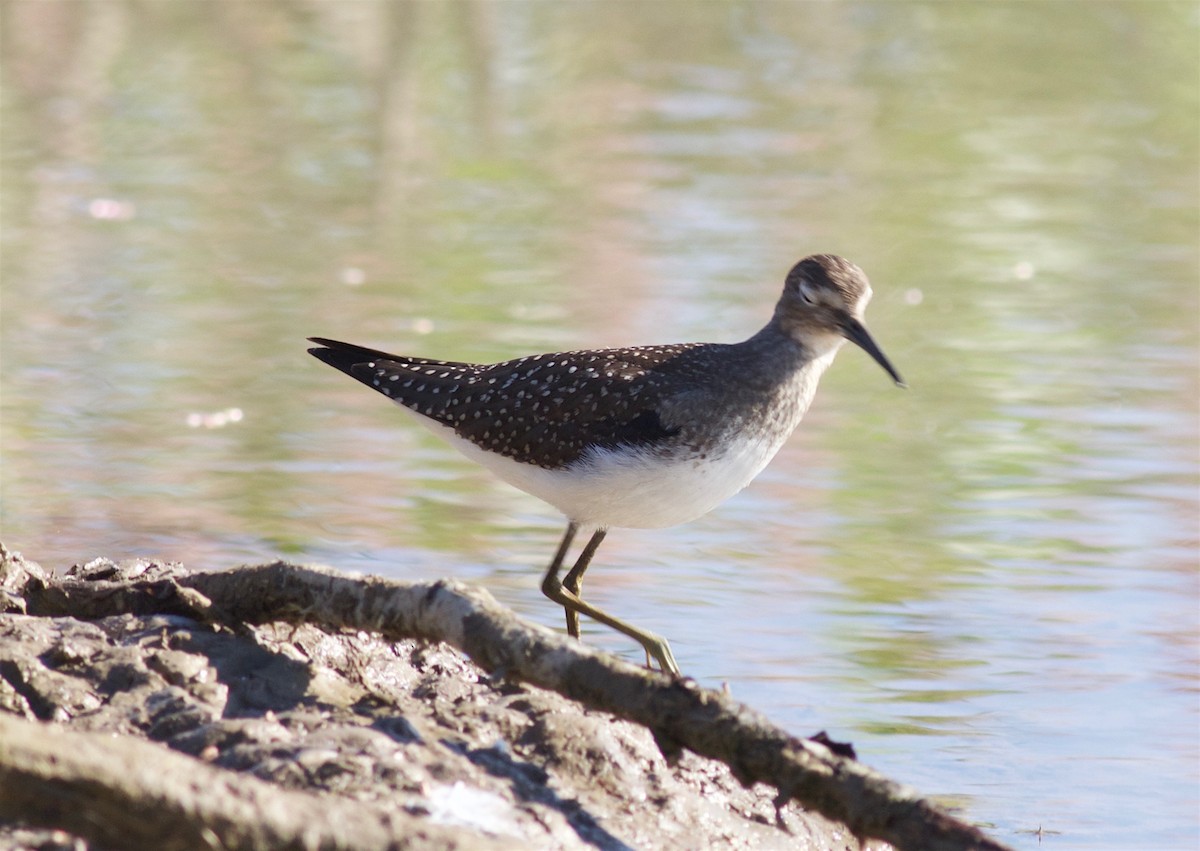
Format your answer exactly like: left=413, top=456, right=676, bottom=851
left=0, top=551, right=870, bottom=850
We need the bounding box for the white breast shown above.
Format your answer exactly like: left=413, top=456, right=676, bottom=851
left=399, top=347, right=838, bottom=530
left=448, top=428, right=788, bottom=529
left=407, top=404, right=790, bottom=530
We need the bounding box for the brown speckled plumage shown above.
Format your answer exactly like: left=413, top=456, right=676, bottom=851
left=308, top=338, right=810, bottom=469
left=309, top=254, right=903, bottom=482
left=307, top=254, right=903, bottom=675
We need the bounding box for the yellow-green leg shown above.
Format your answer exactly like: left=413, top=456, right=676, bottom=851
left=563, top=527, right=606, bottom=638
left=541, top=522, right=680, bottom=676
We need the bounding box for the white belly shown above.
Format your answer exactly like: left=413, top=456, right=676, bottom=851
left=413, top=417, right=787, bottom=529
left=395, top=347, right=837, bottom=530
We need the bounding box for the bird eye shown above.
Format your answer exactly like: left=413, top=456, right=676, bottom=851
left=798, top=283, right=817, bottom=305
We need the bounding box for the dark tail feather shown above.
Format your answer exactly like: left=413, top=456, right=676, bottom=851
left=307, top=337, right=477, bottom=383
left=307, top=337, right=407, bottom=369
left=308, top=339, right=399, bottom=388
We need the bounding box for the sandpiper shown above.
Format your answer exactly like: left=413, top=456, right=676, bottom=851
left=309, top=254, right=903, bottom=675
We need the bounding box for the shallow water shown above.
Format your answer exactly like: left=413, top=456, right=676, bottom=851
left=2, top=3, right=1198, bottom=848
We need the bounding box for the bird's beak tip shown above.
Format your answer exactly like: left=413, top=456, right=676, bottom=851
left=840, top=316, right=904, bottom=389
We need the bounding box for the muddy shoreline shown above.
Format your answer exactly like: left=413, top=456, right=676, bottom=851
left=0, top=545, right=1007, bottom=851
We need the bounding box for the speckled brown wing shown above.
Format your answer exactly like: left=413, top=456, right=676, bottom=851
left=307, top=338, right=706, bottom=469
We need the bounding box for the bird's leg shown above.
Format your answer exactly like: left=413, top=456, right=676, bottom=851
left=541, top=524, right=680, bottom=676
left=562, top=528, right=606, bottom=638
left=546, top=523, right=578, bottom=579
left=543, top=522, right=578, bottom=630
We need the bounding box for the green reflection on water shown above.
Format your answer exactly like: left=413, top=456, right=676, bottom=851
left=2, top=2, right=1196, bottom=847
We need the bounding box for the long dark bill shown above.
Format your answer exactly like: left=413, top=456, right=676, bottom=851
left=840, top=316, right=906, bottom=388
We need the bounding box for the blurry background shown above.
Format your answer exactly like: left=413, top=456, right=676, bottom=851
left=1, top=2, right=1197, bottom=848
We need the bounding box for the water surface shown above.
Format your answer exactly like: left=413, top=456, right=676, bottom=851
left=2, top=3, right=1197, bottom=849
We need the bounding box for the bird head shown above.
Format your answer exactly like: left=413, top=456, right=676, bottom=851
left=775, top=254, right=905, bottom=387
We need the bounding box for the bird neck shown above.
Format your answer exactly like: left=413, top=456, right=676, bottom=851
left=742, top=318, right=843, bottom=369
left=713, top=321, right=843, bottom=410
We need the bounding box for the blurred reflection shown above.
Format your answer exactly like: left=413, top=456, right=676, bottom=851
left=1, top=3, right=1196, bottom=847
